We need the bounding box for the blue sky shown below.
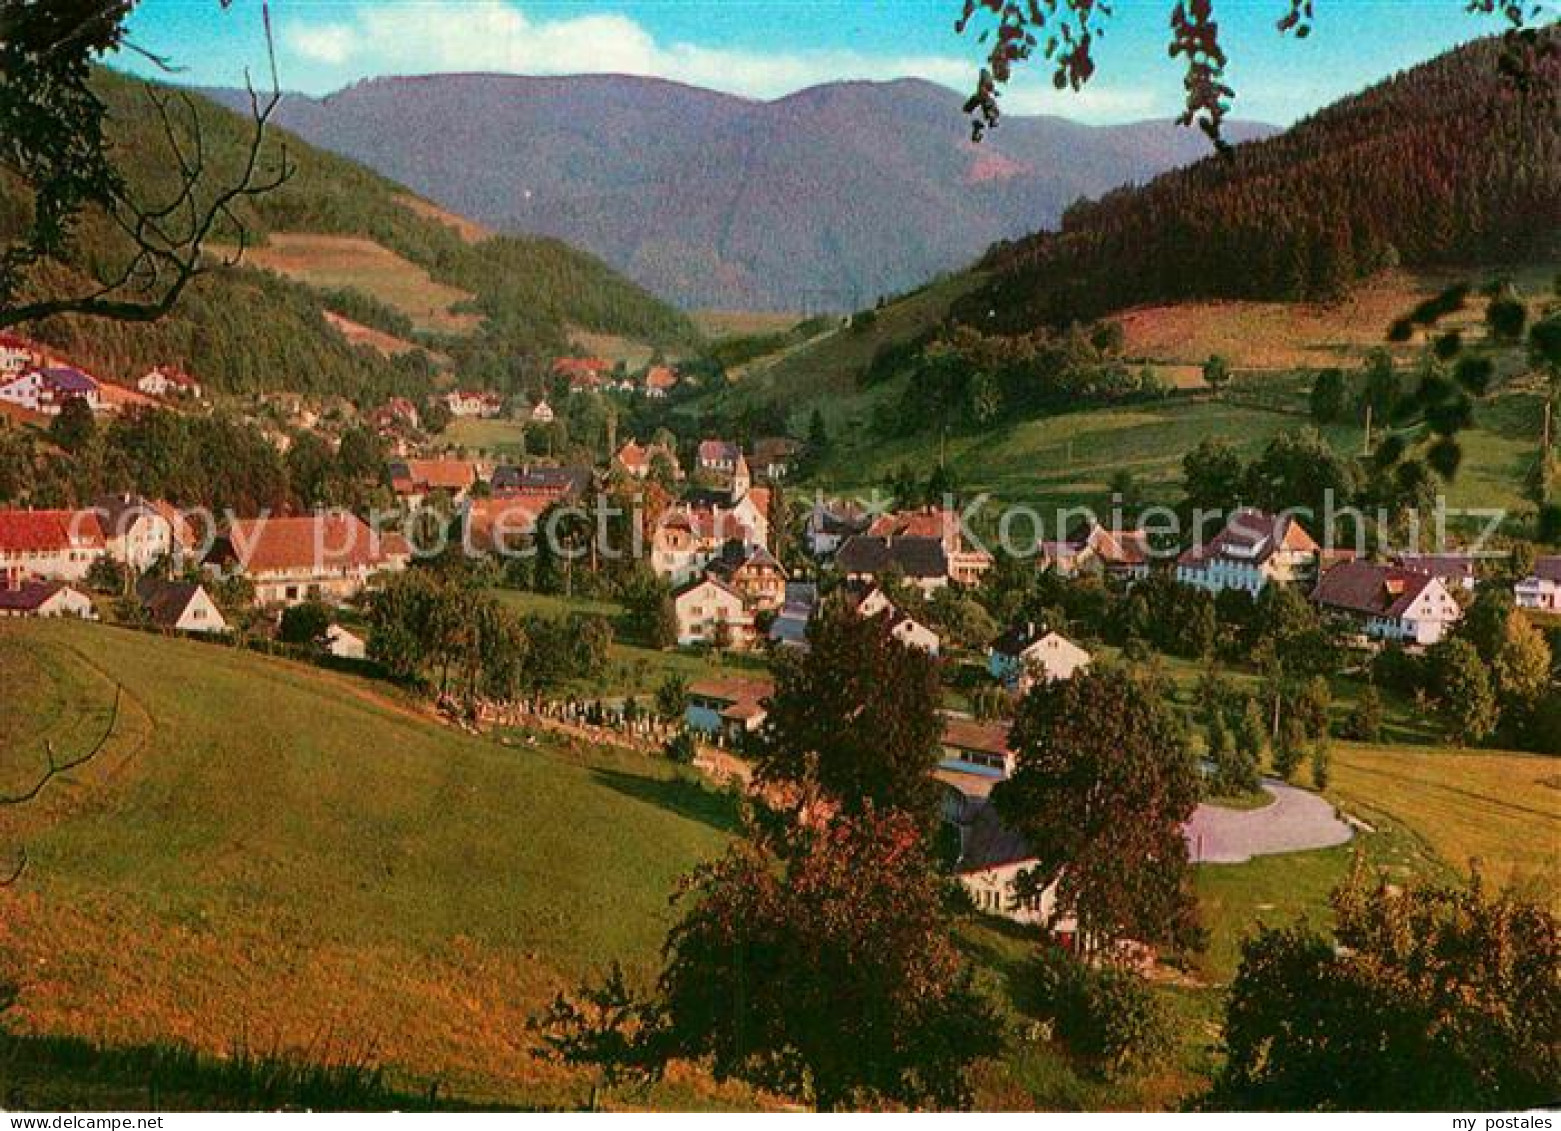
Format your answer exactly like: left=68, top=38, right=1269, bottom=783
left=118, top=0, right=1518, bottom=124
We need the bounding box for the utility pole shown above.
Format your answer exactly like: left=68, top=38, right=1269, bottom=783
left=1362, top=403, right=1373, bottom=456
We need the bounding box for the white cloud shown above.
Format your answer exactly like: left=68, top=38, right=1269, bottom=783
left=282, top=0, right=973, bottom=101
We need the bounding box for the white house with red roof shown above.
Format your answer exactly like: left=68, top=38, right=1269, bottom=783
left=673, top=575, right=756, bottom=648
left=0, top=334, right=38, bottom=377
left=1313, top=559, right=1463, bottom=646
left=1176, top=508, right=1319, bottom=595
left=137, top=365, right=202, bottom=400
left=442, top=389, right=503, bottom=419
left=203, top=512, right=390, bottom=607
left=1515, top=555, right=1561, bottom=613
left=0, top=509, right=106, bottom=582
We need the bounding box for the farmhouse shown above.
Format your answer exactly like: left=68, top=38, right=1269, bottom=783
left=988, top=623, right=1091, bottom=690
left=696, top=439, right=743, bottom=477
left=867, top=507, right=992, bottom=584
left=389, top=458, right=483, bottom=505
left=1313, top=559, right=1464, bottom=646
left=1043, top=521, right=1154, bottom=581
left=0, top=578, right=95, bottom=619
left=685, top=676, right=773, bottom=743
left=137, top=365, right=202, bottom=399
left=1175, top=509, right=1319, bottom=595
left=1515, top=556, right=1561, bottom=613
left=672, top=575, right=756, bottom=649
left=0, top=366, right=101, bottom=416
left=136, top=578, right=227, bottom=635
left=463, top=493, right=551, bottom=554
left=614, top=440, right=682, bottom=481
left=0, top=509, right=106, bottom=582
left=204, top=512, right=389, bottom=607
left=1394, top=552, right=1480, bottom=593
left=835, top=535, right=950, bottom=593
left=490, top=464, right=592, bottom=501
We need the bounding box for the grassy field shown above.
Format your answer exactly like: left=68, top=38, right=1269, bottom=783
left=217, top=233, right=481, bottom=336
left=690, top=310, right=804, bottom=341
left=0, top=621, right=736, bottom=1107
left=443, top=417, right=533, bottom=458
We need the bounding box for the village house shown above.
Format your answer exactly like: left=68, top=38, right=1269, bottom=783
left=706, top=542, right=789, bottom=611
left=0, top=366, right=102, bottom=416
left=988, top=622, right=1091, bottom=690
left=0, top=509, right=106, bottom=582
left=672, top=575, right=756, bottom=649
left=368, top=396, right=420, bottom=435
left=835, top=534, right=951, bottom=594
left=136, top=365, right=202, bottom=400
left=463, top=493, right=551, bottom=554
left=136, top=578, right=227, bottom=635
left=0, top=333, right=38, bottom=376
left=805, top=500, right=870, bottom=557
left=442, top=389, right=504, bottom=419
left=768, top=581, right=819, bottom=650
left=1042, top=521, right=1154, bottom=582
left=651, top=510, right=721, bottom=586
left=685, top=676, right=773, bottom=744
left=1175, top=508, right=1319, bottom=595
left=528, top=399, right=555, bottom=424
left=0, top=577, right=96, bottom=619
left=1313, top=559, right=1464, bottom=646
left=750, top=436, right=802, bottom=481
left=696, top=439, right=743, bottom=477
left=885, top=608, right=941, bottom=656
left=389, top=458, right=484, bottom=507
left=642, top=365, right=679, bottom=398
left=203, top=512, right=389, bottom=607
left=324, top=623, right=368, bottom=660
left=489, top=464, right=592, bottom=502
left=554, top=357, right=612, bottom=393
left=838, top=581, right=941, bottom=655
left=614, top=440, right=683, bottom=481
left=91, top=494, right=180, bottom=573
left=1513, top=555, right=1560, bottom=612
left=867, top=507, right=992, bottom=585
left=1394, top=552, right=1481, bottom=593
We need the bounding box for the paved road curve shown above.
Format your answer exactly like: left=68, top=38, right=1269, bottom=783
left=1185, top=780, right=1354, bottom=864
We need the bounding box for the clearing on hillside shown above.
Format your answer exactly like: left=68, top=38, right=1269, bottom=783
left=0, top=622, right=732, bottom=1106
left=216, top=234, right=481, bottom=336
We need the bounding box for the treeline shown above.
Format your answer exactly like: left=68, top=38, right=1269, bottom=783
left=965, top=32, right=1561, bottom=331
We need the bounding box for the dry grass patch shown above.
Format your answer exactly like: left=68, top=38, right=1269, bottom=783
left=393, top=194, right=491, bottom=245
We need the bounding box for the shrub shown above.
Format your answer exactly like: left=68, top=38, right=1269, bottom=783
left=1030, top=948, right=1173, bottom=1079
left=664, top=731, right=697, bottom=765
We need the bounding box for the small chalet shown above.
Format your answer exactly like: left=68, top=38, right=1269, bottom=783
left=0, top=578, right=95, bottom=619
left=706, top=542, right=788, bottom=611
left=1313, top=559, right=1463, bottom=646
left=1175, top=509, right=1319, bottom=595
left=137, top=366, right=202, bottom=400
left=204, top=512, right=389, bottom=607
left=685, top=676, right=773, bottom=743
left=137, top=578, right=227, bottom=635
left=672, top=575, right=755, bottom=649
left=1516, top=556, right=1561, bottom=613
left=988, top=623, right=1091, bottom=690
left=0, top=509, right=105, bottom=582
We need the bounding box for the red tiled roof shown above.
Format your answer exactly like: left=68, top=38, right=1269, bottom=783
left=465, top=494, right=549, bottom=551
left=644, top=365, right=678, bottom=390
left=220, top=513, right=383, bottom=574
left=942, top=717, right=1012, bottom=759
left=688, top=675, right=774, bottom=708
left=0, top=509, right=105, bottom=553
left=1313, top=560, right=1437, bottom=619
left=399, top=459, right=478, bottom=492
left=1178, top=509, right=1317, bottom=568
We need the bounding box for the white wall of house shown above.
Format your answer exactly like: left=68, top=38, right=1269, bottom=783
left=674, top=581, right=752, bottom=647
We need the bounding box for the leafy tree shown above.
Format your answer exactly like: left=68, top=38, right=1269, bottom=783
left=1182, top=438, right=1245, bottom=518
left=994, top=667, right=1203, bottom=960
left=1201, top=354, right=1232, bottom=397
left=1309, top=368, right=1348, bottom=424
left=1272, top=716, right=1307, bottom=781
left=1485, top=294, right=1528, bottom=340
left=48, top=397, right=96, bottom=454
left=1309, top=738, right=1332, bottom=790
left=530, top=962, right=661, bottom=1111
left=278, top=600, right=332, bottom=646
left=1428, top=636, right=1499, bottom=745
left=1211, top=866, right=1561, bottom=1110
left=655, top=799, right=1000, bottom=1110
left=757, top=600, right=944, bottom=827
left=1343, top=683, right=1384, bottom=742
left=1029, top=947, right=1173, bottom=1080
left=653, top=673, right=689, bottom=722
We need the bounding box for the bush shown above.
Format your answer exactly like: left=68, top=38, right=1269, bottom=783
left=1030, top=948, right=1173, bottom=1079
left=664, top=731, right=697, bottom=765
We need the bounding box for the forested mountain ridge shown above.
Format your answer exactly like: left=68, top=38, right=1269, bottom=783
left=961, top=33, right=1561, bottom=333
left=0, top=69, right=700, bottom=402
left=207, top=74, right=1275, bottom=311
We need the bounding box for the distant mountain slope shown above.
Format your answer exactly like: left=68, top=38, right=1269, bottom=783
left=962, top=33, right=1561, bottom=332
left=0, top=70, right=700, bottom=401
left=208, top=75, right=1275, bottom=311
